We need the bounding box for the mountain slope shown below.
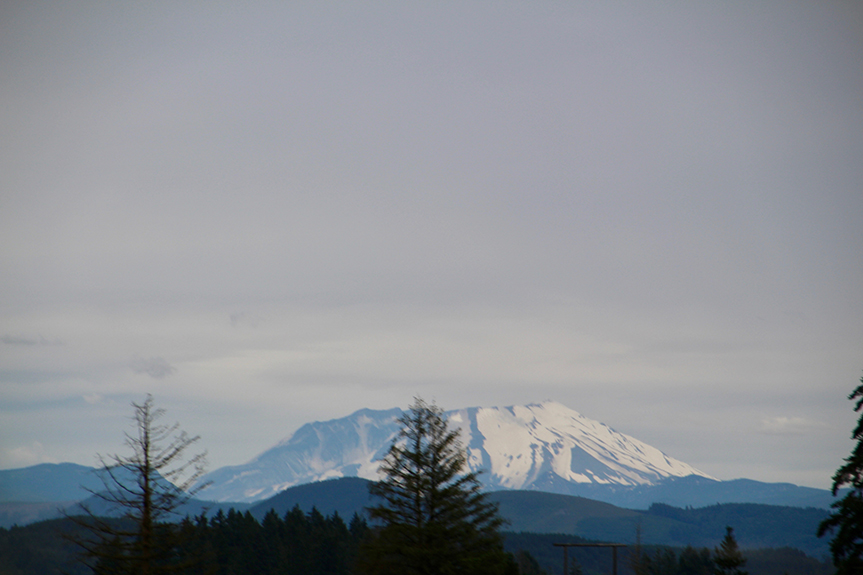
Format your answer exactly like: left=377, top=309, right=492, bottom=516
left=448, top=402, right=710, bottom=490
left=0, top=463, right=102, bottom=503
left=248, top=476, right=372, bottom=521
left=245, top=477, right=831, bottom=558
left=1, top=401, right=837, bottom=516
left=197, top=407, right=403, bottom=502
left=196, top=401, right=712, bottom=503
left=587, top=474, right=840, bottom=510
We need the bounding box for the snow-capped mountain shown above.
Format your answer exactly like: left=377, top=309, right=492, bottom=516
left=197, top=407, right=403, bottom=502
left=449, top=402, right=710, bottom=491
left=196, top=401, right=712, bottom=503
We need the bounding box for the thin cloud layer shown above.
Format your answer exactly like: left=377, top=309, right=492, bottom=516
left=1, top=335, right=63, bottom=346
left=130, top=357, right=177, bottom=380
left=0, top=1, right=861, bottom=488
left=759, top=416, right=826, bottom=436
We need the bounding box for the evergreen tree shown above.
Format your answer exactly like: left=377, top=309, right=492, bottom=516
left=712, top=527, right=747, bottom=575
left=818, top=374, right=863, bottom=574
left=644, top=547, right=678, bottom=575
left=513, top=550, right=547, bottom=575
left=170, top=505, right=368, bottom=575
left=68, top=394, right=209, bottom=575
left=361, top=398, right=511, bottom=575
left=678, top=546, right=712, bottom=575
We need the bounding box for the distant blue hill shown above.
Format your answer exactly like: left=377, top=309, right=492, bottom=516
left=0, top=463, right=101, bottom=503
left=554, top=474, right=840, bottom=510
left=0, top=462, right=840, bottom=510
left=249, top=476, right=372, bottom=520
left=0, top=463, right=248, bottom=528
left=0, top=469, right=834, bottom=558
left=237, top=471, right=841, bottom=515
left=247, top=477, right=831, bottom=558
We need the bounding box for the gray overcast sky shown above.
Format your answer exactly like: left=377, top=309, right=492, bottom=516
left=1, top=1, right=861, bottom=490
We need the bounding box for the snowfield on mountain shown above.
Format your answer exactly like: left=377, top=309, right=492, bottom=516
left=195, top=401, right=712, bottom=503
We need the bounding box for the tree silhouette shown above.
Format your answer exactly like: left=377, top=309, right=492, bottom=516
left=68, top=394, right=209, bottom=574
left=819, top=374, right=863, bottom=574
left=713, top=526, right=747, bottom=575
left=361, top=398, right=513, bottom=575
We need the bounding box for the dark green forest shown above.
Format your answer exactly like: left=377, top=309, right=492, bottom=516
left=0, top=507, right=368, bottom=575
left=504, top=532, right=832, bottom=575
left=177, top=507, right=369, bottom=575
left=0, top=507, right=833, bottom=575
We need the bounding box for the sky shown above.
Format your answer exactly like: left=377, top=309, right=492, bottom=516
left=1, top=1, right=861, bottom=491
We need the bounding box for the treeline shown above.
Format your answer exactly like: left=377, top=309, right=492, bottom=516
left=175, top=506, right=368, bottom=575
left=0, top=516, right=90, bottom=575
left=631, top=546, right=831, bottom=575
left=0, top=510, right=835, bottom=575
left=0, top=507, right=370, bottom=575
left=644, top=502, right=830, bottom=556
left=503, top=532, right=832, bottom=575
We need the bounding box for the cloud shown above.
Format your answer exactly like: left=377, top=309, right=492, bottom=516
left=230, top=311, right=261, bottom=328
left=130, top=356, right=177, bottom=379
left=0, top=1, right=859, bottom=489
left=2, top=441, right=56, bottom=468
left=1, top=334, right=64, bottom=346
left=83, top=393, right=104, bottom=405
left=758, top=416, right=824, bottom=436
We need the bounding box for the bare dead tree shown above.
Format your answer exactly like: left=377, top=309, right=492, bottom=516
left=67, top=394, right=210, bottom=574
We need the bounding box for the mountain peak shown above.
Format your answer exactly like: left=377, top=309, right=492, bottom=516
left=196, top=402, right=711, bottom=503
left=449, top=403, right=712, bottom=492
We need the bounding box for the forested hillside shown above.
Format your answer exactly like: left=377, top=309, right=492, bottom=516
left=251, top=478, right=830, bottom=558
left=0, top=509, right=833, bottom=575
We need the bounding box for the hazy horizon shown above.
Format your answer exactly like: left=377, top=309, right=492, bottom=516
left=2, top=1, right=862, bottom=490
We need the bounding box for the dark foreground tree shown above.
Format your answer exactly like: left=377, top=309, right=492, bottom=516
left=360, top=398, right=514, bottom=575
left=679, top=545, right=713, bottom=575
left=170, top=506, right=369, bottom=575
left=68, top=394, right=209, bottom=574
left=819, top=374, right=863, bottom=574
left=713, top=526, right=747, bottom=575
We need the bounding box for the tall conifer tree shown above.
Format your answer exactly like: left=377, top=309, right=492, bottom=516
left=361, top=398, right=513, bottom=575
left=819, top=374, right=863, bottom=574
left=713, top=526, right=747, bottom=575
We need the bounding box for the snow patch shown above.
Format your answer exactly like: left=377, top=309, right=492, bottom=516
left=198, top=401, right=713, bottom=503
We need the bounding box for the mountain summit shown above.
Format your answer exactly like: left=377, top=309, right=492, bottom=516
left=196, top=401, right=712, bottom=503
left=449, top=402, right=711, bottom=490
